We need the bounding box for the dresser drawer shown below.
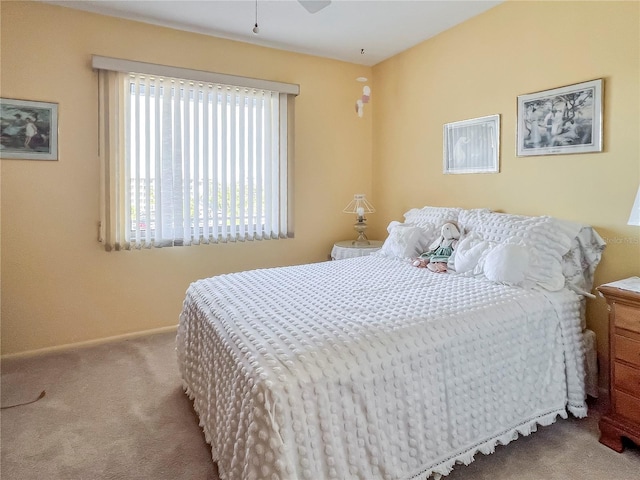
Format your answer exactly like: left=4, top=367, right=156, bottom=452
left=598, top=282, right=640, bottom=451
left=614, top=302, right=640, bottom=334
left=615, top=335, right=640, bottom=368
left=615, top=390, right=640, bottom=425
left=614, top=362, right=640, bottom=396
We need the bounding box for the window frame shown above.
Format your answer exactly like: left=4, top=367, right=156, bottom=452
left=94, top=55, right=298, bottom=250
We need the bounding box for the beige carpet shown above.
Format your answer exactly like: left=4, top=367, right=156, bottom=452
left=2, top=331, right=639, bottom=480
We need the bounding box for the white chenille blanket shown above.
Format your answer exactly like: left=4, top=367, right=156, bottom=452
left=177, top=255, right=586, bottom=480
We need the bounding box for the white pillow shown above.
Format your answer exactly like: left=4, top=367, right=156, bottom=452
left=561, top=225, right=606, bottom=294
left=403, top=206, right=462, bottom=231
left=482, top=243, right=530, bottom=286
left=459, top=210, right=585, bottom=291
left=454, top=233, right=493, bottom=274
left=525, top=246, right=566, bottom=291
left=379, top=222, right=434, bottom=259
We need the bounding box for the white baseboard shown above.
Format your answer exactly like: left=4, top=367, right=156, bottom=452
left=1, top=324, right=178, bottom=361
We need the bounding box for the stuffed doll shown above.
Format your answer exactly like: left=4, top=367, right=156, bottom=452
left=412, top=222, right=461, bottom=272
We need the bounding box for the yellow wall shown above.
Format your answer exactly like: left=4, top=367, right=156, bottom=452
left=372, top=0, right=640, bottom=388
left=0, top=2, right=373, bottom=355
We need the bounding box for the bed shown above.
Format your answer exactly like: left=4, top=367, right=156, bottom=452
left=176, top=206, right=605, bottom=480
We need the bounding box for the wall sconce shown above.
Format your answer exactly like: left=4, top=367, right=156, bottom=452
left=355, top=77, right=371, bottom=118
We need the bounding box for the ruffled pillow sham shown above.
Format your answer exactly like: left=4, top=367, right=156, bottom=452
left=378, top=221, right=435, bottom=260
left=456, top=210, right=584, bottom=291
left=403, top=206, right=463, bottom=230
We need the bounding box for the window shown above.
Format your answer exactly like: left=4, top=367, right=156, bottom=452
left=94, top=56, right=298, bottom=250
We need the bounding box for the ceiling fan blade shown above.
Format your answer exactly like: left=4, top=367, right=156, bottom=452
left=298, top=0, right=331, bottom=14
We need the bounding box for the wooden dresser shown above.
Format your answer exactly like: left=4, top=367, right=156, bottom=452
left=597, top=282, right=640, bottom=452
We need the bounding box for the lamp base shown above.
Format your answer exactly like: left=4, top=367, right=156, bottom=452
left=352, top=220, right=370, bottom=246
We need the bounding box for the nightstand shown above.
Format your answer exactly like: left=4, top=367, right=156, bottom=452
left=597, top=279, right=640, bottom=452
left=331, top=240, right=383, bottom=260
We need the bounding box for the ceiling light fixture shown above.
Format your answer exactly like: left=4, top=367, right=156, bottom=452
left=252, top=0, right=259, bottom=34
left=299, top=1, right=331, bottom=14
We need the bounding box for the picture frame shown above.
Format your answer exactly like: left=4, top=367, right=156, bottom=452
left=516, top=79, right=602, bottom=157
left=0, top=98, right=58, bottom=160
left=443, top=114, right=500, bottom=174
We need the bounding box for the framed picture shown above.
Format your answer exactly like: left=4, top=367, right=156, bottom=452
left=443, top=114, right=500, bottom=174
left=517, top=79, right=602, bottom=157
left=0, top=98, right=58, bottom=160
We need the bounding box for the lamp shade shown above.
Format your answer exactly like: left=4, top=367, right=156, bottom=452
left=343, top=194, right=375, bottom=216
left=628, top=186, right=640, bottom=226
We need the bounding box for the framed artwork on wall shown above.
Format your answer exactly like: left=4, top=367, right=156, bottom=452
left=516, top=79, right=602, bottom=157
left=443, top=114, right=500, bottom=174
left=0, top=98, right=58, bottom=160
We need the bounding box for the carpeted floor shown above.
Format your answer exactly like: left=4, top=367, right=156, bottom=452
left=1, top=331, right=639, bottom=480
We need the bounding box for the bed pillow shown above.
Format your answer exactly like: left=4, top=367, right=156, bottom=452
left=452, top=232, right=493, bottom=273
left=458, top=210, right=580, bottom=256
left=482, top=243, right=531, bottom=286
left=525, top=245, right=567, bottom=291
left=561, top=225, right=606, bottom=294
left=403, top=206, right=462, bottom=230
left=458, top=210, right=582, bottom=291
left=378, top=222, right=434, bottom=259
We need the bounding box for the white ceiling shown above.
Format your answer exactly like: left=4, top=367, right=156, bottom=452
left=42, top=0, right=503, bottom=66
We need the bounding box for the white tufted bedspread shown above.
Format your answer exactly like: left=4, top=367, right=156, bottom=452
left=177, top=255, right=586, bottom=480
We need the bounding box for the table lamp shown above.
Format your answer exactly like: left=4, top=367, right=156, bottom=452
left=628, top=186, right=640, bottom=226
left=343, top=194, right=375, bottom=245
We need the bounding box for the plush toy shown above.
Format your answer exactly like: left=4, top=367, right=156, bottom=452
left=412, top=222, right=461, bottom=272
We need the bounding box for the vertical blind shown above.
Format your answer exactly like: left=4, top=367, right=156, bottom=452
left=96, top=56, right=297, bottom=250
